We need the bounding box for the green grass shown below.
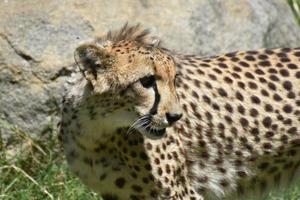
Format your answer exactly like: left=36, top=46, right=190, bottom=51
left=0, top=119, right=101, bottom=200
left=266, top=186, right=300, bottom=200
left=288, top=0, right=300, bottom=25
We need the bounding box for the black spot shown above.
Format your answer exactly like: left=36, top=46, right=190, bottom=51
left=283, top=104, right=293, bottom=113
left=287, top=92, right=296, bottom=99
left=282, top=81, right=292, bottom=91
left=223, top=104, right=233, bottom=114
left=273, top=94, right=282, bottom=102
left=245, top=72, right=255, bottom=79
left=237, top=105, right=245, bottom=114
left=261, top=89, right=269, bottom=96
left=258, top=54, right=268, bottom=60
left=265, top=49, right=274, bottom=55
left=255, top=69, right=265, bottom=75
left=132, top=185, right=143, bottom=193
left=259, top=61, right=271, bottom=67
left=99, top=173, right=107, bottom=181
left=279, top=69, right=289, bottom=77
left=296, top=71, right=300, bottom=79
left=225, top=52, right=237, bottom=57
left=288, top=127, right=297, bottom=135
left=262, top=117, right=272, bottom=128
left=202, top=95, right=211, bottom=104
left=115, top=177, right=126, bottom=188
left=224, top=76, right=233, bottom=84
left=245, top=55, right=255, bottom=61
left=218, top=88, right=228, bottom=97
left=250, top=128, right=259, bottom=136
left=265, top=104, right=273, bottom=112
left=294, top=51, right=300, bottom=57
left=239, top=61, right=250, bottom=67
left=130, top=195, right=139, bottom=200
left=236, top=91, right=244, bottom=101
left=265, top=131, right=274, bottom=138
left=220, top=179, right=229, bottom=187
left=218, top=63, right=228, bottom=68
left=102, top=194, right=119, bottom=200
left=237, top=81, right=245, bottom=89
left=269, top=74, right=279, bottom=82
left=268, top=82, right=276, bottom=90
left=251, top=95, right=261, bottom=104
left=250, top=108, right=259, bottom=117
left=248, top=81, right=258, bottom=89
left=287, top=63, right=297, bottom=69
left=263, top=143, right=272, bottom=149
left=150, top=190, right=158, bottom=198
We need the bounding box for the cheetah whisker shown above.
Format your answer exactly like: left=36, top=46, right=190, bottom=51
left=131, top=119, right=151, bottom=134
left=127, top=115, right=151, bottom=135
left=127, top=117, right=145, bottom=134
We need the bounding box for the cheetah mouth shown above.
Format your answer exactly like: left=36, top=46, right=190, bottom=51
left=143, top=126, right=166, bottom=139
left=127, top=115, right=167, bottom=140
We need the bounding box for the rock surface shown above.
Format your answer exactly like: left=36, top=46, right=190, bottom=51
left=0, top=0, right=300, bottom=139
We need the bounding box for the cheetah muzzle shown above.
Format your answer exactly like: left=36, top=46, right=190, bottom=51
left=130, top=114, right=167, bottom=140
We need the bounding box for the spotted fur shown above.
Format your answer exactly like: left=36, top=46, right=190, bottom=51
left=60, top=24, right=300, bottom=200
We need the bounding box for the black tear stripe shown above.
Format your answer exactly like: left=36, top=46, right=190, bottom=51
left=149, top=82, right=160, bottom=115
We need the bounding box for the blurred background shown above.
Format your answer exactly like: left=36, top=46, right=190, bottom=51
left=0, top=0, right=300, bottom=199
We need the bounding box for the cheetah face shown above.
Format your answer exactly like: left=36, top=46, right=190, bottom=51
left=74, top=40, right=182, bottom=139
left=129, top=72, right=182, bottom=139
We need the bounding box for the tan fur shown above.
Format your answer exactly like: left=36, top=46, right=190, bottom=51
left=60, top=24, right=300, bottom=200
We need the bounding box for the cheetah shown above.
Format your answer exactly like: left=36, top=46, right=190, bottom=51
left=59, top=24, right=300, bottom=200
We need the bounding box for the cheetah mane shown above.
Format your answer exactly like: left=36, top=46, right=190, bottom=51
left=96, top=23, right=161, bottom=47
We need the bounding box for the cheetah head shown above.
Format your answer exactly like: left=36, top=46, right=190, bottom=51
left=74, top=25, right=182, bottom=139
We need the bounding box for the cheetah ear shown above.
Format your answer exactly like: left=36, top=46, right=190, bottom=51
left=74, top=43, right=113, bottom=79
left=149, top=37, right=160, bottom=47
left=74, top=43, right=116, bottom=93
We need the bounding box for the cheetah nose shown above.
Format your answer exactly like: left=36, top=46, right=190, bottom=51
left=166, top=112, right=183, bottom=125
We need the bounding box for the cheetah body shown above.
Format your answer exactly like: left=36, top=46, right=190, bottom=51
left=60, top=25, right=300, bottom=200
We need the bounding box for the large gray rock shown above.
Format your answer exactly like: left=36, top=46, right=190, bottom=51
left=0, top=0, right=299, bottom=140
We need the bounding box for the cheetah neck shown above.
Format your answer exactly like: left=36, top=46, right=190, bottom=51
left=62, top=77, right=137, bottom=150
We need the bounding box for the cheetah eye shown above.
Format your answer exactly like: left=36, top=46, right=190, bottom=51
left=140, top=75, right=156, bottom=88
